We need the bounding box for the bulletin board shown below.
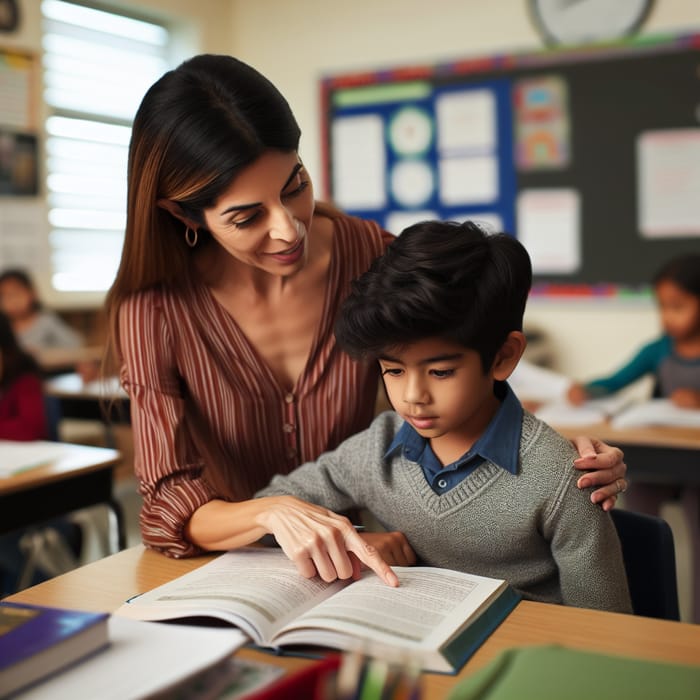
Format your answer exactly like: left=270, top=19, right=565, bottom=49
left=321, top=33, right=700, bottom=297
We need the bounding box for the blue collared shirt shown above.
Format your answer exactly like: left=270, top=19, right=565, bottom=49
left=385, top=382, right=523, bottom=495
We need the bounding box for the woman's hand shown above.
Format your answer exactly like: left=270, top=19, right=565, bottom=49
left=255, top=496, right=399, bottom=587
left=359, top=531, right=416, bottom=567
left=570, top=436, right=627, bottom=511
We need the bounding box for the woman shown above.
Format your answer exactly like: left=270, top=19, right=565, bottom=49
left=105, top=54, right=627, bottom=577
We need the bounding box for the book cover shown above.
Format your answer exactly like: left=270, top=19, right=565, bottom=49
left=115, top=548, right=520, bottom=674
left=0, top=602, right=109, bottom=697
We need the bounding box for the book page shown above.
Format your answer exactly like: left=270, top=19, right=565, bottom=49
left=115, top=549, right=346, bottom=644
left=276, top=567, right=505, bottom=657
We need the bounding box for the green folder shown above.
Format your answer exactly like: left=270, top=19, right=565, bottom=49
left=447, top=645, right=700, bottom=700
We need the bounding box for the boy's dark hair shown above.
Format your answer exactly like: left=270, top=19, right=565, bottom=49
left=336, top=220, right=532, bottom=372
left=652, top=253, right=700, bottom=299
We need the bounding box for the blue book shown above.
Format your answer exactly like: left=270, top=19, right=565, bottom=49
left=0, top=602, right=109, bottom=697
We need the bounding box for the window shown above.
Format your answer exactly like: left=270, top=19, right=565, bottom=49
left=42, top=0, right=172, bottom=292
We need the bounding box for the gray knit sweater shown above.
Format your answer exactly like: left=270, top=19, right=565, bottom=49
left=256, top=410, right=632, bottom=613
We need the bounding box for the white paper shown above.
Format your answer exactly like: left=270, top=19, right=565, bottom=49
left=509, top=361, right=572, bottom=403
left=435, top=89, right=495, bottom=154
left=0, top=440, right=65, bottom=477
left=536, top=394, right=634, bottom=427
left=517, top=189, right=581, bottom=274
left=439, top=155, right=498, bottom=205
left=611, top=399, right=700, bottom=429
left=16, top=617, right=247, bottom=700
left=331, top=114, right=386, bottom=210
left=637, top=129, right=700, bottom=238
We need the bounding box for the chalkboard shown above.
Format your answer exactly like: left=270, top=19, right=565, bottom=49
left=321, top=33, right=700, bottom=296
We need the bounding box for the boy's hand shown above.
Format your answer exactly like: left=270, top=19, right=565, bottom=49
left=566, top=383, right=588, bottom=405
left=359, top=531, right=416, bottom=567
left=257, top=496, right=399, bottom=587
left=670, top=388, right=700, bottom=409
left=571, top=436, right=627, bottom=511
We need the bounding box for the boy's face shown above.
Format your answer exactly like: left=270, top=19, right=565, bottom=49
left=378, top=337, right=501, bottom=462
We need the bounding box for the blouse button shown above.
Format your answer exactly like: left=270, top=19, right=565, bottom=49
left=437, top=478, right=448, bottom=489
left=286, top=447, right=297, bottom=459
left=284, top=393, right=295, bottom=403
left=283, top=423, right=295, bottom=433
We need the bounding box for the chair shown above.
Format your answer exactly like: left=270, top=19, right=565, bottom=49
left=610, top=508, right=680, bottom=621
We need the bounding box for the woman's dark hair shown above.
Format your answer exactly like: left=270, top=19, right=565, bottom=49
left=336, top=220, right=532, bottom=372
left=653, top=253, right=700, bottom=299
left=106, top=53, right=302, bottom=310
left=0, top=311, right=41, bottom=390
left=0, top=268, right=42, bottom=311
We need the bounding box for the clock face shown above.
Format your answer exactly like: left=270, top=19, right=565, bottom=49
left=529, top=0, right=654, bottom=46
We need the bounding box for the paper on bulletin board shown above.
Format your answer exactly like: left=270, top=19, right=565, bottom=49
left=0, top=49, right=37, bottom=131
left=516, top=189, right=581, bottom=274
left=637, top=128, right=700, bottom=238
left=331, top=114, right=386, bottom=210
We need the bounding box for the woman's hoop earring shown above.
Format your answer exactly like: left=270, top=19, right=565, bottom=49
left=185, top=227, right=198, bottom=248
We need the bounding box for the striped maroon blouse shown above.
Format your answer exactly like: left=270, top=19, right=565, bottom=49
left=119, top=213, right=393, bottom=557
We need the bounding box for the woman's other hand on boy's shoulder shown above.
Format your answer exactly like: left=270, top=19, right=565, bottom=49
left=670, top=388, right=700, bottom=409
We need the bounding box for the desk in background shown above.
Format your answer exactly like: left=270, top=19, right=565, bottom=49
left=44, top=372, right=130, bottom=447
left=554, top=422, right=700, bottom=624
left=0, top=441, right=126, bottom=551
left=6, top=546, right=700, bottom=698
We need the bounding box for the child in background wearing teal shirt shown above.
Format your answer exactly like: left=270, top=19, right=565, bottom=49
left=568, top=253, right=700, bottom=606
left=567, top=252, right=700, bottom=409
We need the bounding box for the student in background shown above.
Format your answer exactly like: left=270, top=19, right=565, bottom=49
left=567, top=253, right=700, bottom=409
left=0, top=311, right=47, bottom=441
left=0, top=311, right=83, bottom=596
left=253, top=221, right=631, bottom=611
left=104, top=53, right=628, bottom=562
left=0, top=268, right=83, bottom=355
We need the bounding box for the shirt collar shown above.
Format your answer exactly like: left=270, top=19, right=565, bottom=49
left=386, top=381, right=522, bottom=475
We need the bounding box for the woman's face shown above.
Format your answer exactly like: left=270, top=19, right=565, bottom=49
left=656, top=279, right=700, bottom=341
left=0, top=278, right=35, bottom=320
left=201, top=150, right=314, bottom=277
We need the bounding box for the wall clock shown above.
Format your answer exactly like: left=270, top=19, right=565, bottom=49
left=0, top=0, right=19, bottom=32
left=528, top=0, right=654, bottom=47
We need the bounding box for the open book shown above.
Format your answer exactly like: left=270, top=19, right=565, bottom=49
left=115, top=548, right=520, bottom=674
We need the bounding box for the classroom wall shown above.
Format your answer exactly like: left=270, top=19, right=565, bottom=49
left=224, top=0, right=700, bottom=381
left=3, top=0, right=699, bottom=379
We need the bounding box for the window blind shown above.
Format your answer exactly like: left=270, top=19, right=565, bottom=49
left=42, top=0, right=171, bottom=292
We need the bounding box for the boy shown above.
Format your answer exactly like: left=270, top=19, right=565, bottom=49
left=255, top=220, right=631, bottom=612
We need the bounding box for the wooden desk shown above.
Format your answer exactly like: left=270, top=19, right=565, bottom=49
left=6, top=546, right=700, bottom=698
left=0, top=442, right=126, bottom=550
left=35, top=345, right=104, bottom=376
